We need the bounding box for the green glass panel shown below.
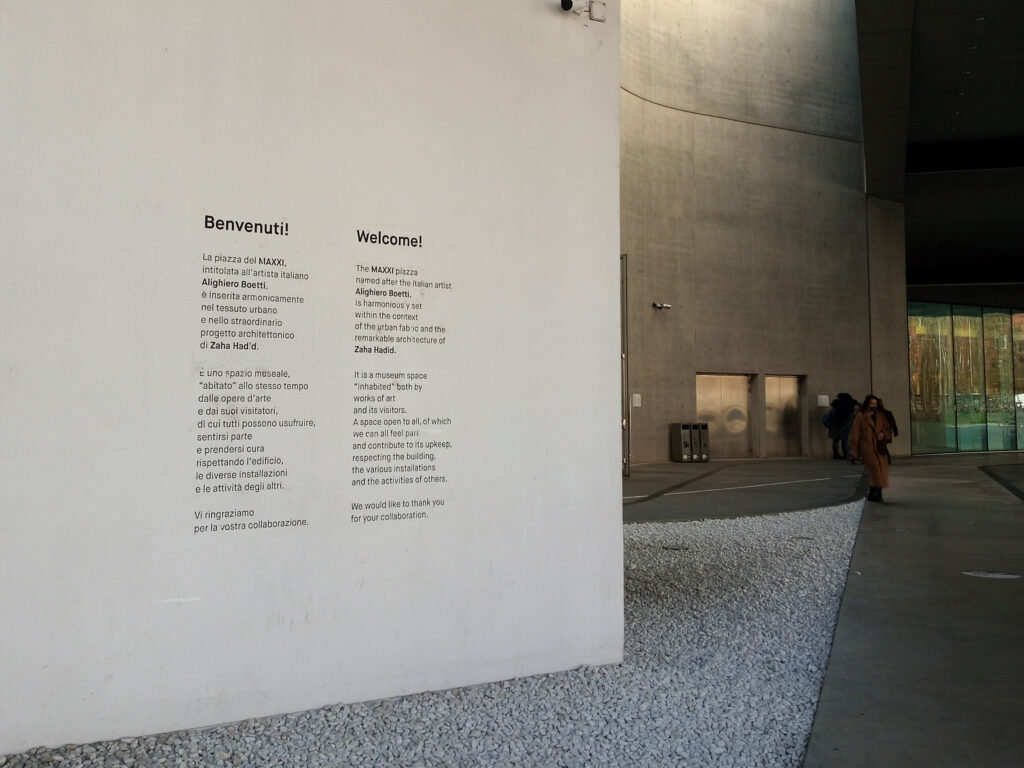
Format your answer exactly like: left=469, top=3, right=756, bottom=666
left=952, top=305, right=987, bottom=451
left=1015, top=313, right=1024, bottom=450
left=908, top=302, right=956, bottom=453
left=983, top=309, right=1016, bottom=450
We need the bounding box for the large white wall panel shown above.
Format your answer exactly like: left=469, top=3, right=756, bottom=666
left=0, top=2, right=622, bottom=752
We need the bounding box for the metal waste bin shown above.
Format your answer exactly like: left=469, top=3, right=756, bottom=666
left=696, top=422, right=710, bottom=461
left=669, top=423, right=695, bottom=462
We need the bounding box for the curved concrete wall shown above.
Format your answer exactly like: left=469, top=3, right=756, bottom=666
left=621, top=0, right=862, bottom=140
left=621, top=0, right=888, bottom=462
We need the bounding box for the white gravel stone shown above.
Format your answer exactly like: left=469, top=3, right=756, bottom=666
left=4, top=502, right=861, bottom=767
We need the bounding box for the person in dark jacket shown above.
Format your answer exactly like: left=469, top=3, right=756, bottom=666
left=825, top=401, right=841, bottom=458
left=828, top=393, right=856, bottom=460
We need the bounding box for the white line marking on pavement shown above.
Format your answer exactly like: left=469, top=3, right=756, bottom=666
left=624, top=474, right=863, bottom=501
left=662, top=477, right=833, bottom=497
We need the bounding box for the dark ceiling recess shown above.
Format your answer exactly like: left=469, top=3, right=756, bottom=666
left=857, top=0, right=1024, bottom=294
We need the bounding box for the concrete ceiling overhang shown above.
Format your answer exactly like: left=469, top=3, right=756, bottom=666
left=856, top=0, right=1024, bottom=289
left=856, top=0, right=914, bottom=202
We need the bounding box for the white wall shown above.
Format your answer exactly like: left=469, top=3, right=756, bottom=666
left=0, top=1, right=622, bottom=752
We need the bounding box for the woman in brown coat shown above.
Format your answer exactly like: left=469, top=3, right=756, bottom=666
left=849, top=393, right=893, bottom=502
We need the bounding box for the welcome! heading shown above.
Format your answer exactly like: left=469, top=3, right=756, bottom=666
left=356, top=229, right=423, bottom=248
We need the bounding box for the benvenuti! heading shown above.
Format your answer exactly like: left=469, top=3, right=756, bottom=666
left=205, top=214, right=289, bottom=235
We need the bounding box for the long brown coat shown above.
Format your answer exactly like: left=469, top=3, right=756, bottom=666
left=849, top=409, right=893, bottom=488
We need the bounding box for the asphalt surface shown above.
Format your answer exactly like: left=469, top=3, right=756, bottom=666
left=623, top=458, right=866, bottom=523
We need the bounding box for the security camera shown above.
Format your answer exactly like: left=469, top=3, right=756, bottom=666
left=561, top=0, right=573, bottom=10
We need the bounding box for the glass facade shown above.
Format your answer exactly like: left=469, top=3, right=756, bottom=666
left=953, top=306, right=986, bottom=450
left=908, top=302, right=1024, bottom=454
left=908, top=302, right=956, bottom=453
left=984, top=310, right=1015, bottom=450
left=1015, top=313, right=1024, bottom=449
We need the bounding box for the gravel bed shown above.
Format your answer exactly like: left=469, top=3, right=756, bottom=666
left=4, top=501, right=862, bottom=768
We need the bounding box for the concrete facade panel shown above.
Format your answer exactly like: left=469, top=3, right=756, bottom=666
left=622, top=100, right=873, bottom=461
left=621, top=92, right=697, bottom=461
left=689, top=117, right=871, bottom=459
left=621, top=0, right=876, bottom=464
left=621, top=0, right=695, bottom=112
left=692, top=116, right=869, bottom=374
left=622, top=0, right=862, bottom=141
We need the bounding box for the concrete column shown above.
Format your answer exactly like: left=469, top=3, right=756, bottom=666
left=867, top=196, right=911, bottom=456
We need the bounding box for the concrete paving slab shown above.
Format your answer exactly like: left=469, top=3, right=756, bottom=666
left=803, top=454, right=1024, bottom=768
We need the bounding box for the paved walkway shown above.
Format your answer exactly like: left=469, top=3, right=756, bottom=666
left=625, top=453, right=1024, bottom=768
left=803, top=453, right=1024, bottom=768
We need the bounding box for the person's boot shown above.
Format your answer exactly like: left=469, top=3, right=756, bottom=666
left=877, top=488, right=884, bottom=504
left=867, top=487, right=880, bottom=502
